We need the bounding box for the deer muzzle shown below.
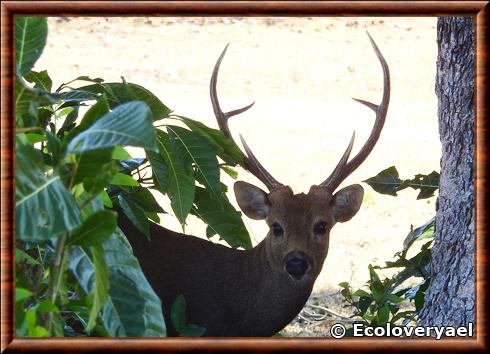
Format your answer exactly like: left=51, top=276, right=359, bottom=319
left=284, top=251, right=312, bottom=280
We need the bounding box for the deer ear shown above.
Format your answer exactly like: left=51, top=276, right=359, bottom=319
left=234, top=181, right=270, bottom=220
left=331, top=184, right=364, bottom=223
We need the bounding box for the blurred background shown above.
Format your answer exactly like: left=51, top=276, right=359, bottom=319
left=36, top=16, right=440, bottom=332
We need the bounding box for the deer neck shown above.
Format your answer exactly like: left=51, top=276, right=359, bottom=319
left=235, top=239, right=314, bottom=335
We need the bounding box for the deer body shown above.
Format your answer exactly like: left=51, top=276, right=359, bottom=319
left=119, top=184, right=364, bottom=337
left=118, top=33, right=390, bottom=337
left=118, top=210, right=313, bottom=337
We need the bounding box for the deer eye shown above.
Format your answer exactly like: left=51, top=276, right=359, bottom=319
left=271, top=223, right=284, bottom=237
left=314, top=221, right=328, bottom=235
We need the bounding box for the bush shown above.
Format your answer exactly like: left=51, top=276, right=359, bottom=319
left=338, top=166, right=438, bottom=334
left=15, top=17, right=251, bottom=337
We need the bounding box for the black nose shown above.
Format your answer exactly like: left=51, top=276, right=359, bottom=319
left=284, top=252, right=310, bottom=279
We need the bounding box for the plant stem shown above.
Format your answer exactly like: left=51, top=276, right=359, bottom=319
left=44, top=232, right=68, bottom=334
left=16, top=127, right=44, bottom=133
left=68, top=156, right=80, bottom=191
left=79, top=194, right=97, bottom=211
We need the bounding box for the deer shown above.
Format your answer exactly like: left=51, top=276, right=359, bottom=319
left=117, top=33, right=390, bottom=337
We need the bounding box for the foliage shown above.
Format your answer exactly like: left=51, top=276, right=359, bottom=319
left=15, top=17, right=252, bottom=337
left=363, top=166, right=439, bottom=199
left=170, top=295, right=206, bottom=337
left=338, top=167, right=437, bottom=335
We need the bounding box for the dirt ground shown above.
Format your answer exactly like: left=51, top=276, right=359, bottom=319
left=37, top=17, right=440, bottom=336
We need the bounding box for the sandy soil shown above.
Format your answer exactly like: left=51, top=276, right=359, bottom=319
left=36, top=16, right=440, bottom=336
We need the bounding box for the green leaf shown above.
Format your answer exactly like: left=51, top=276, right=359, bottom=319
left=370, top=281, right=384, bottom=302
left=171, top=294, right=186, bottom=333
left=23, top=308, right=37, bottom=335
left=16, top=138, right=81, bottom=241
left=16, top=288, right=33, bottom=302
left=46, top=131, right=62, bottom=166
left=169, top=295, right=206, bottom=336
left=77, top=82, right=171, bottom=121
left=391, top=310, right=415, bottom=324
left=338, top=282, right=350, bottom=289
left=67, top=94, right=110, bottom=140
left=167, top=125, right=221, bottom=198
left=99, top=190, right=113, bottom=208
left=158, top=137, right=195, bottom=227
left=55, top=90, right=99, bottom=103
left=65, top=148, right=116, bottom=192
left=377, top=304, right=390, bottom=324
left=16, top=17, right=48, bottom=75
left=57, top=107, right=74, bottom=118
left=147, top=149, right=168, bottom=192
left=363, top=166, right=401, bottom=196
left=402, top=217, right=435, bottom=251
left=414, top=282, right=429, bottom=312
left=179, top=324, right=206, bottom=337
left=110, top=173, right=139, bottom=187
left=146, top=211, right=160, bottom=223
left=25, top=133, right=45, bottom=144
left=71, top=147, right=112, bottom=181
left=24, top=70, right=52, bottom=92
left=118, top=195, right=149, bottom=238
left=57, top=76, right=104, bottom=90
left=67, top=101, right=157, bottom=153
left=178, top=115, right=245, bottom=165
left=398, top=171, right=440, bottom=199
left=368, top=265, right=385, bottom=303
left=28, top=325, right=50, bottom=338
left=364, top=167, right=439, bottom=200
left=57, top=106, right=79, bottom=137
left=15, top=78, right=52, bottom=127
left=386, top=294, right=404, bottom=304
left=112, top=146, right=132, bottom=161
left=192, top=187, right=251, bottom=249
left=86, top=244, right=109, bottom=333
left=340, top=287, right=352, bottom=301
left=352, top=289, right=371, bottom=298
left=36, top=300, right=59, bottom=314
left=122, top=188, right=165, bottom=213
left=16, top=248, right=40, bottom=265
left=221, top=165, right=238, bottom=179
left=82, top=163, right=120, bottom=197
left=69, top=229, right=166, bottom=336
left=368, top=264, right=381, bottom=284
left=68, top=210, right=117, bottom=247
left=15, top=80, right=35, bottom=124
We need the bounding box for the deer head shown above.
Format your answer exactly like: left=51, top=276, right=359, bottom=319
left=211, top=33, right=390, bottom=285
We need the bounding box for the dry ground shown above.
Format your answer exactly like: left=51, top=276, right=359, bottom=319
left=37, top=17, right=440, bottom=336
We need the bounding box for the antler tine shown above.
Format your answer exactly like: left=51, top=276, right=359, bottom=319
left=239, top=135, right=285, bottom=191
left=211, top=45, right=285, bottom=192
left=320, top=32, right=390, bottom=192
left=319, top=132, right=355, bottom=189
left=210, top=45, right=255, bottom=139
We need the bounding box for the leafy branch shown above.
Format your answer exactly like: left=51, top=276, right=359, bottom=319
left=337, top=166, right=438, bottom=335
left=363, top=166, right=439, bottom=199
left=15, top=16, right=251, bottom=338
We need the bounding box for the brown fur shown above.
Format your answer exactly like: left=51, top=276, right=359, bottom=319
left=117, top=181, right=363, bottom=337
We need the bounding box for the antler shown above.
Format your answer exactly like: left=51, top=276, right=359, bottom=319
left=211, top=44, right=285, bottom=192
left=319, top=32, right=390, bottom=192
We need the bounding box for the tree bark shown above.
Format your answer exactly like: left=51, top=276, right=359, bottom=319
left=418, top=17, right=475, bottom=327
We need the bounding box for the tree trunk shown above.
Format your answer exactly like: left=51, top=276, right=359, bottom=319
left=418, top=17, right=475, bottom=327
